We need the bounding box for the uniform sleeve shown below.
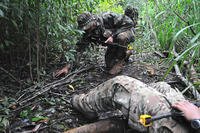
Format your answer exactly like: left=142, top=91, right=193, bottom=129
left=75, top=33, right=91, bottom=52
left=101, top=12, right=134, bottom=37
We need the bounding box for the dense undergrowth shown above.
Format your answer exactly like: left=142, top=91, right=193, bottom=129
left=0, top=0, right=199, bottom=132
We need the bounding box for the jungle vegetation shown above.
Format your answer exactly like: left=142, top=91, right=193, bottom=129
left=0, top=0, right=199, bottom=131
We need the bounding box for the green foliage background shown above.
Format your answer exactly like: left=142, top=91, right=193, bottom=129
left=126, top=0, right=200, bottom=80
left=0, top=0, right=199, bottom=131
left=0, top=0, right=125, bottom=81
left=0, top=0, right=199, bottom=93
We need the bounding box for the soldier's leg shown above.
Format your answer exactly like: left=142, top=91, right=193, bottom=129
left=104, top=30, right=135, bottom=74
left=128, top=83, right=188, bottom=133
left=71, top=76, right=188, bottom=132
left=72, top=76, right=133, bottom=119
left=105, top=32, right=129, bottom=74
left=149, top=82, right=185, bottom=103
left=105, top=46, right=119, bottom=70
left=106, top=47, right=127, bottom=74
left=115, top=29, right=135, bottom=62
left=71, top=75, right=165, bottom=120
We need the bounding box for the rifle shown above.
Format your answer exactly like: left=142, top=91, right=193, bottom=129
left=99, top=40, right=127, bottom=49
left=83, top=34, right=128, bottom=49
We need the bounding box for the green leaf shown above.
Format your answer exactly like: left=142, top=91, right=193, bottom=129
left=175, top=42, right=200, bottom=61
left=155, top=11, right=165, bottom=19
left=0, top=9, right=4, bottom=17
left=0, top=117, right=9, bottom=127
left=20, top=109, right=30, bottom=118
left=172, top=23, right=200, bottom=44
left=31, top=116, right=48, bottom=122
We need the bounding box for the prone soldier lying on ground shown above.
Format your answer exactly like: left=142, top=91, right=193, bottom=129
left=71, top=75, right=200, bottom=132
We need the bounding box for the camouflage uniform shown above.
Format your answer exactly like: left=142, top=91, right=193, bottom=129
left=76, top=12, right=135, bottom=70
left=72, top=75, right=189, bottom=132
left=124, top=5, right=138, bottom=27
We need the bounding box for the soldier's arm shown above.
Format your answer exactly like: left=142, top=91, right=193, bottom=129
left=76, top=33, right=91, bottom=52
left=172, top=101, right=200, bottom=121
left=102, top=12, right=134, bottom=38
left=113, top=14, right=134, bottom=38
left=53, top=38, right=88, bottom=77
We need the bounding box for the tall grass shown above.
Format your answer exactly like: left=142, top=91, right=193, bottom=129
left=126, top=0, right=199, bottom=86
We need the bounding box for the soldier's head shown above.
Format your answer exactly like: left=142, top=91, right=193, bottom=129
left=77, top=12, right=97, bottom=32
left=125, top=5, right=138, bottom=20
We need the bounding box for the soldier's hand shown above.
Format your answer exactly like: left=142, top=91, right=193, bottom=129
left=105, top=36, right=113, bottom=44
left=54, top=64, right=71, bottom=78
left=172, top=101, right=200, bottom=121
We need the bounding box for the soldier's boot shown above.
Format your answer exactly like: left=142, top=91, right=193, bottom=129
left=124, top=49, right=134, bottom=63
left=105, top=46, right=118, bottom=70
left=108, top=49, right=133, bottom=75
left=108, top=60, right=124, bottom=75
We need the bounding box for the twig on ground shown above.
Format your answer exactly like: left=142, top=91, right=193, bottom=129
left=0, top=67, right=21, bottom=84
left=16, top=93, right=26, bottom=102
left=11, top=100, right=41, bottom=112
left=181, top=84, right=193, bottom=94
left=173, top=47, right=200, bottom=99
left=174, top=64, right=200, bottom=99
left=190, top=65, right=200, bottom=84
left=16, top=65, right=94, bottom=106
left=49, top=91, right=68, bottom=97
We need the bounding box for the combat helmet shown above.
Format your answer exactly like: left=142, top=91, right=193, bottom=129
left=125, top=5, right=138, bottom=27
left=77, top=12, right=96, bottom=31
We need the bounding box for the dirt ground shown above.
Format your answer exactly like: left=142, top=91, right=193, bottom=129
left=0, top=47, right=186, bottom=133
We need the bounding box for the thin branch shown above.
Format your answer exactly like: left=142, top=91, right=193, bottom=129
left=28, top=25, right=33, bottom=82
left=190, top=65, right=199, bottom=84
left=174, top=64, right=200, bottom=99
left=172, top=47, right=200, bottom=99
left=36, top=0, right=40, bottom=82
left=17, top=65, right=94, bottom=106
left=0, top=67, right=21, bottom=84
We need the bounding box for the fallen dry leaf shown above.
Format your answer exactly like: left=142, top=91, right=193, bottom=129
left=68, top=84, right=75, bottom=91
left=146, top=66, right=155, bottom=76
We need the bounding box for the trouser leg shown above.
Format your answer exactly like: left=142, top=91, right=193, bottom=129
left=105, top=46, right=127, bottom=70
left=72, top=76, right=131, bottom=119
left=105, top=29, right=134, bottom=70
left=72, top=75, right=189, bottom=132
left=105, top=46, right=118, bottom=70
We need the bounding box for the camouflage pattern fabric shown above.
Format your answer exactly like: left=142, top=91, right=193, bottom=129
left=77, top=12, right=135, bottom=47
left=124, top=6, right=138, bottom=27
left=105, top=28, right=134, bottom=69
left=72, top=75, right=189, bottom=133
left=76, top=12, right=135, bottom=69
